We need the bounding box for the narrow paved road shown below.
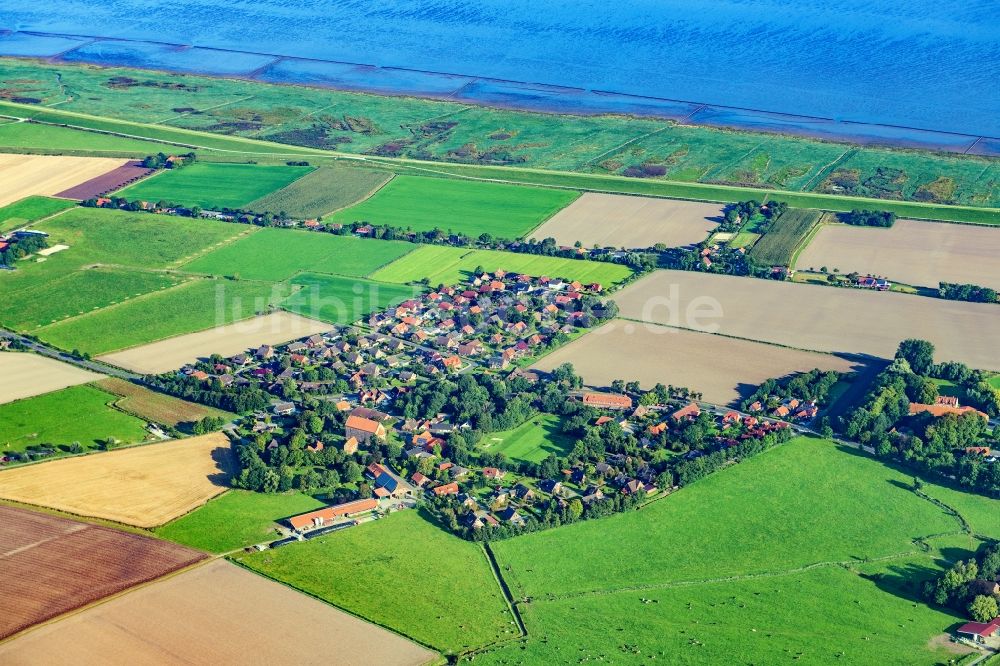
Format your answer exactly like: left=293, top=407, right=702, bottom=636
left=0, top=328, right=140, bottom=380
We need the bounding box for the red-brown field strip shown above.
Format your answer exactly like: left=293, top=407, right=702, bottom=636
left=0, top=505, right=206, bottom=640
left=54, top=161, right=155, bottom=200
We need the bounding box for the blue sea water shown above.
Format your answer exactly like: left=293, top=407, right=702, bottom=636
left=1, top=0, right=998, bottom=137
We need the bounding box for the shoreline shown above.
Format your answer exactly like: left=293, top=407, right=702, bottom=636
left=2, top=30, right=998, bottom=158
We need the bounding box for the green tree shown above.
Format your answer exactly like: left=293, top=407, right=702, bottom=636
left=969, top=595, right=998, bottom=623
left=896, top=339, right=935, bottom=376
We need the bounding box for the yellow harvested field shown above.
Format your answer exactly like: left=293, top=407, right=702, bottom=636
left=614, top=270, right=1000, bottom=370
left=533, top=320, right=861, bottom=404
left=796, top=219, right=1000, bottom=290
left=528, top=193, right=720, bottom=248
left=0, top=153, right=126, bottom=206
left=0, top=559, right=437, bottom=666
left=97, top=311, right=332, bottom=374
left=0, top=352, right=103, bottom=405
left=0, top=432, right=232, bottom=527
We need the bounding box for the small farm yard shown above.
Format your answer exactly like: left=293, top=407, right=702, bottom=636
left=0, top=384, right=150, bottom=455
left=281, top=272, right=420, bottom=324
left=235, top=509, right=515, bottom=654
left=0, top=195, right=74, bottom=232
left=180, top=227, right=413, bottom=281
left=370, top=244, right=632, bottom=287
left=482, top=413, right=574, bottom=463
left=247, top=165, right=393, bottom=217
left=115, top=162, right=313, bottom=209
left=95, top=377, right=233, bottom=428
left=155, top=490, right=325, bottom=553
left=748, top=207, right=822, bottom=266
left=328, top=175, right=578, bottom=239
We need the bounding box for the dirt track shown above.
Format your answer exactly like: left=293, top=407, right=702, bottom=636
left=528, top=192, right=720, bottom=248
left=97, top=311, right=332, bottom=374
left=533, top=320, right=860, bottom=404
left=0, top=505, right=204, bottom=640
left=796, top=219, right=1000, bottom=290
left=0, top=154, right=126, bottom=206
left=0, top=432, right=232, bottom=527
left=614, top=270, right=1000, bottom=370
left=0, top=559, right=437, bottom=665
left=0, top=352, right=103, bottom=405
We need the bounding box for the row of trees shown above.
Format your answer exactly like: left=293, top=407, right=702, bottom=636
left=842, top=209, right=896, bottom=227
left=939, top=282, right=999, bottom=304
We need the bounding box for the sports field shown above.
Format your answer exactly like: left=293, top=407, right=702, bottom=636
left=115, top=162, right=313, bottom=209
left=529, top=192, right=720, bottom=248
left=370, top=244, right=633, bottom=286
left=96, top=311, right=330, bottom=374
left=0, top=195, right=74, bottom=233
left=0, top=505, right=205, bottom=641
left=481, top=413, right=574, bottom=463
left=533, top=320, right=861, bottom=405
left=328, top=175, right=578, bottom=238
left=247, top=165, right=393, bottom=217
left=0, top=352, right=102, bottom=404
left=0, top=559, right=436, bottom=665
left=0, top=432, right=233, bottom=527
left=95, top=377, right=233, bottom=428
left=748, top=207, right=822, bottom=266
left=0, top=384, right=151, bottom=454
left=0, top=153, right=126, bottom=206
left=155, top=490, right=326, bottom=553
left=180, top=227, right=414, bottom=281
left=35, top=279, right=286, bottom=356
left=614, top=270, right=1000, bottom=371
left=281, top=273, right=421, bottom=324
left=236, top=509, right=516, bottom=654
left=796, top=218, right=1000, bottom=290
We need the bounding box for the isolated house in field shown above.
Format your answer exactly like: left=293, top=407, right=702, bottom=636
left=345, top=415, right=386, bottom=444
left=957, top=617, right=1000, bottom=644
left=582, top=392, right=633, bottom=410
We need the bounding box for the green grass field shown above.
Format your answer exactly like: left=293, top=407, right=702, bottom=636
left=0, top=384, right=150, bottom=454
left=180, top=227, right=414, bottom=281
left=0, top=118, right=184, bottom=155
left=748, top=208, right=822, bottom=266
left=235, top=509, right=516, bottom=654
left=492, top=438, right=955, bottom=598
left=921, top=480, right=1000, bottom=541
left=0, top=196, right=74, bottom=233
left=989, top=375, right=1000, bottom=390
left=116, top=162, right=314, bottom=209
left=327, top=175, right=579, bottom=239
left=247, top=165, right=393, bottom=218
left=281, top=273, right=420, bottom=324
left=370, top=244, right=633, bottom=287
left=482, top=413, right=574, bottom=463
left=155, top=490, right=326, bottom=553
left=34, top=279, right=286, bottom=355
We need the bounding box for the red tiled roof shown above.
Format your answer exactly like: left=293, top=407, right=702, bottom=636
left=288, top=498, right=378, bottom=530
left=346, top=415, right=382, bottom=434
left=582, top=392, right=632, bottom=409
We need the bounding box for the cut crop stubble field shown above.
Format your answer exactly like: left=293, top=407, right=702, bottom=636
left=0, top=505, right=205, bottom=640
left=0, top=559, right=436, bottom=665
left=0, top=153, right=126, bottom=206
left=533, top=320, right=861, bottom=405
left=614, top=270, right=1000, bottom=370
left=0, top=352, right=102, bottom=404
left=796, top=218, right=1000, bottom=290
left=0, top=432, right=233, bottom=527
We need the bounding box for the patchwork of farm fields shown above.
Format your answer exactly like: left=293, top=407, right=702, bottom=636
left=0, top=195, right=74, bottom=232
left=614, top=270, right=1000, bottom=370
left=796, top=218, right=1000, bottom=290
left=0, top=559, right=436, bottom=665
left=370, top=243, right=633, bottom=286
left=0, top=384, right=151, bottom=454
left=96, top=311, right=330, bottom=374
left=235, top=509, right=516, bottom=654
left=0, top=505, right=205, bottom=640
left=328, top=175, right=579, bottom=239
left=0, top=432, right=233, bottom=527
left=533, top=320, right=862, bottom=405
left=0, top=352, right=102, bottom=404
left=247, top=164, right=393, bottom=218
left=0, top=153, right=126, bottom=206
left=115, top=162, right=313, bottom=209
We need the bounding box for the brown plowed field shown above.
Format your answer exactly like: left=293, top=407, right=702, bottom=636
left=0, top=154, right=126, bottom=206
left=533, top=320, right=860, bottom=404
left=54, top=161, right=155, bottom=201
left=528, top=192, right=720, bottom=248
left=613, top=270, right=1000, bottom=370
left=0, top=505, right=205, bottom=640
left=0, top=559, right=437, bottom=665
